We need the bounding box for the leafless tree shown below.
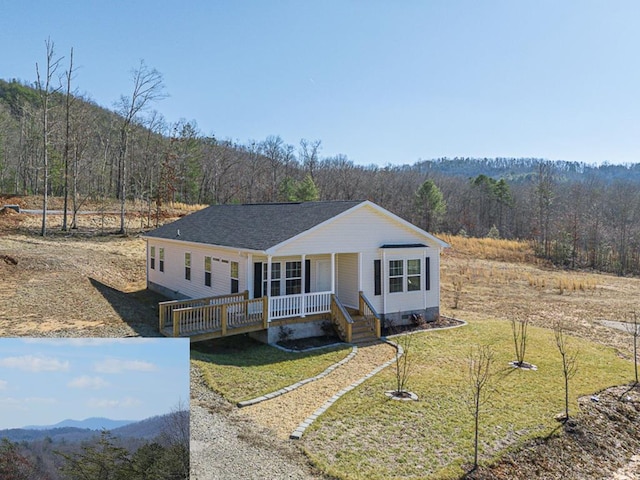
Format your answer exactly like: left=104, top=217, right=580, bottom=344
left=467, top=344, right=495, bottom=471
left=553, top=319, right=578, bottom=422
left=625, top=311, right=640, bottom=386
left=511, top=315, right=530, bottom=367
left=115, top=60, right=166, bottom=234
left=393, top=332, right=413, bottom=396
left=35, top=38, right=62, bottom=236
left=61, top=47, right=75, bottom=231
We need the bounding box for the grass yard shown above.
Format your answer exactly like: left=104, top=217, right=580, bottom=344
left=301, top=320, right=633, bottom=480
left=191, top=336, right=352, bottom=403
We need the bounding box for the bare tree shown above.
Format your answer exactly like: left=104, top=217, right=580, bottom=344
left=35, top=38, right=62, bottom=236
left=61, top=47, right=75, bottom=231
left=625, top=311, right=640, bottom=386
left=392, top=332, right=413, bottom=397
left=115, top=60, right=166, bottom=234
left=467, top=344, right=495, bottom=471
left=553, top=319, right=578, bottom=422
left=510, top=315, right=530, bottom=368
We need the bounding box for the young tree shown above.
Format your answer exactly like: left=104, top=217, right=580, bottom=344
left=115, top=60, right=166, bottom=234
left=35, top=37, right=62, bottom=236
left=553, top=320, right=578, bottom=422
left=62, top=47, right=75, bottom=231
left=392, top=332, right=413, bottom=397
left=510, top=315, right=530, bottom=368
left=467, top=344, right=495, bottom=471
left=625, top=311, right=639, bottom=386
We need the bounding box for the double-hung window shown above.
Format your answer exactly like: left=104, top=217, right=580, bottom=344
left=285, top=261, right=302, bottom=295
left=389, top=260, right=404, bottom=293
left=204, top=256, right=212, bottom=287
left=263, top=262, right=281, bottom=296
left=150, top=246, right=156, bottom=270
left=407, top=259, right=421, bottom=291
left=230, top=261, right=239, bottom=294
left=159, top=248, right=165, bottom=272
left=185, top=253, right=191, bottom=281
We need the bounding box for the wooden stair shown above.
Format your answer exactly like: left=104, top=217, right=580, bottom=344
left=350, top=315, right=379, bottom=344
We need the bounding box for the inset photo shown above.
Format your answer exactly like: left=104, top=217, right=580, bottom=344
left=0, top=337, right=189, bottom=480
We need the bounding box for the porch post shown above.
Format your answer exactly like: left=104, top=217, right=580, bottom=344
left=357, top=252, right=362, bottom=292
left=331, top=253, right=336, bottom=293
left=301, top=254, right=306, bottom=317
left=266, top=255, right=272, bottom=323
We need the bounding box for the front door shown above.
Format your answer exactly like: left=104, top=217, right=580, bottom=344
left=316, top=259, right=332, bottom=292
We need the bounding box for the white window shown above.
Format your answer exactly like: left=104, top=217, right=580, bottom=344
left=389, top=260, right=403, bottom=293
left=230, top=261, right=239, bottom=294
left=204, top=256, right=212, bottom=287
left=389, top=259, right=421, bottom=293
left=286, top=261, right=302, bottom=295
left=159, top=248, right=165, bottom=273
left=407, top=259, right=421, bottom=291
left=150, top=246, right=156, bottom=270
left=185, top=253, right=191, bottom=281
left=263, top=262, right=281, bottom=296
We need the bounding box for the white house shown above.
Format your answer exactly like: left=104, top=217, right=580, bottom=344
left=142, top=200, right=448, bottom=343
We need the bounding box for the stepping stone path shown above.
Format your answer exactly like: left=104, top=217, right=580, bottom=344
left=237, top=341, right=397, bottom=439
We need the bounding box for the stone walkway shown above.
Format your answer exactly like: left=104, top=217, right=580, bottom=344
left=237, top=341, right=397, bottom=439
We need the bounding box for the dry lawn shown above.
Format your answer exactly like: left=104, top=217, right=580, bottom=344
left=440, top=235, right=639, bottom=360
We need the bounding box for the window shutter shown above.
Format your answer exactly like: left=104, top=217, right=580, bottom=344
left=253, top=263, right=262, bottom=298
left=374, top=259, right=381, bottom=296
left=425, top=257, right=431, bottom=291
left=305, top=259, right=311, bottom=293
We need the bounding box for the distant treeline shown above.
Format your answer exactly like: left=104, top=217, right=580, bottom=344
left=0, top=410, right=188, bottom=480
left=2, top=75, right=640, bottom=275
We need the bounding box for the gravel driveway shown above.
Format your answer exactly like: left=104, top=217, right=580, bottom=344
left=190, top=365, right=331, bottom=480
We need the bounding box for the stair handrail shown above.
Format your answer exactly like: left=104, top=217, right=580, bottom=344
left=359, top=291, right=381, bottom=338
left=330, top=294, right=353, bottom=343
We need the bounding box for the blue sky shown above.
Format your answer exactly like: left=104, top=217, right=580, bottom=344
left=0, top=338, right=189, bottom=429
left=2, top=1, right=640, bottom=166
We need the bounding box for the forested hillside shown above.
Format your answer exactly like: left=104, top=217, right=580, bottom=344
left=2, top=76, right=640, bottom=275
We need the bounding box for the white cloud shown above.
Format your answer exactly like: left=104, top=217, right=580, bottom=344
left=68, top=376, right=109, bottom=390
left=0, top=380, right=7, bottom=390
left=88, top=397, right=142, bottom=408
left=0, top=355, right=69, bottom=372
left=93, top=358, right=156, bottom=374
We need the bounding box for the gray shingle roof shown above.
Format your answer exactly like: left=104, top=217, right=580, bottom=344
left=144, top=201, right=363, bottom=251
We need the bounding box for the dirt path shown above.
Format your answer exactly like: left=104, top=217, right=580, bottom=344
left=237, top=341, right=397, bottom=439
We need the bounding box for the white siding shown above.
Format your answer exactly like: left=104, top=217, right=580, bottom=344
left=147, top=240, right=247, bottom=299
left=273, top=204, right=443, bottom=315
left=336, top=253, right=358, bottom=308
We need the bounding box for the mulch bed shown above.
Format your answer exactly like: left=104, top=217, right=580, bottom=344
left=276, top=335, right=341, bottom=351
left=382, top=315, right=464, bottom=336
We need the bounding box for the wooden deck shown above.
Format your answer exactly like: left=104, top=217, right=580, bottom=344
left=159, top=291, right=381, bottom=343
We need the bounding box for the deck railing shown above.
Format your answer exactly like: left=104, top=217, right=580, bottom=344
left=359, top=291, right=381, bottom=338
left=269, top=291, right=332, bottom=320
left=159, top=291, right=248, bottom=331
left=330, top=295, right=353, bottom=343
left=172, top=297, right=267, bottom=337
